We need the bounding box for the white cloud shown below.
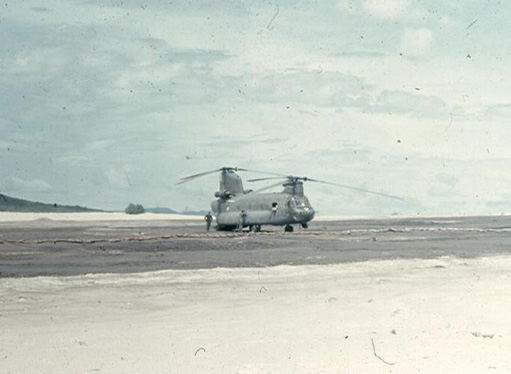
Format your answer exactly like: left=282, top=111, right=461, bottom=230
left=105, top=169, right=131, bottom=189
left=484, top=104, right=511, bottom=119
left=339, top=0, right=425, bottom=20
left=363, top=0, right=409, bottom=18
left=55, top=155, right=89, bottom=165
left=400, top=28, right=434, bottom=57
left=1, top=177, right=52, bottom=193
left=367, top=90, right=449, bottom=118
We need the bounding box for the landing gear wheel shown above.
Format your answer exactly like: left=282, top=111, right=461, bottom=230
left=284, top=224, right=294, bottom=233
left=301, top=223, right=308, bottom=229
left=251, top=225, right=261, bottom=232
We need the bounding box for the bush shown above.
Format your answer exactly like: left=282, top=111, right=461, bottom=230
left=125, top=203, right=145, bottom=215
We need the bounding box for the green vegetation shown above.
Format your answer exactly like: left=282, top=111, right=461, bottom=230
left=125, top=203, right=145, bottom=215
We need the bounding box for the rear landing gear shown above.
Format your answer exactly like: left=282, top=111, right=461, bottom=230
left=284, top=224, right=294, bottom=233
left=301, top=223, right=308, bottom=229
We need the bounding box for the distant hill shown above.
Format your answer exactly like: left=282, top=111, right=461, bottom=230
left=146, top=207, right=209, bottom=216
left=0, top=194, right=207, bottom=215
left=145, top=207, right=179, bottom=214
left=0, top=193, right=99, bottom=213
left=182, top=209, right=209, bottom=216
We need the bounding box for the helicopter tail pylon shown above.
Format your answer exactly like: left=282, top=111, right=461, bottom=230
left=177, top=167, right=287, bottom=197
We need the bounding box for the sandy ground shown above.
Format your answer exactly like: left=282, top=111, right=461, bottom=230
left=4, top=213, right=511, bottom=276
left=2, top=213, right=511, bottom=373
left=1, top=256, right=511, bottom=374
left=0, top=212, right=376, bottom=223
left=0, top=212, right=356, bottom=222
left=0, top=212, right=202, bottom=222
left=0, top=212, right=498, bottom=223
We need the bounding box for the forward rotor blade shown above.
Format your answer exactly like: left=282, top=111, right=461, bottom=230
left=306, top=178, right=404, bottom=201
left=253, top=181, right=286, bottom=193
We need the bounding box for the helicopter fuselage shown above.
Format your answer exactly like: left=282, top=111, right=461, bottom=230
left=179, top=167, right=401, bottom=232
left=211, top=191, right=315, bottom=230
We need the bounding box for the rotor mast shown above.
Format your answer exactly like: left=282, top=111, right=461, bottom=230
left=283, top=180, right=304, bottom=196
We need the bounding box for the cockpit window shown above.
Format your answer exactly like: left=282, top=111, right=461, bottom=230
left=290, top=196, right=310, bottom=208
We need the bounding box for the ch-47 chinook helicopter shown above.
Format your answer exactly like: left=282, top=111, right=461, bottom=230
left=177, top=167, right=402, bottom=232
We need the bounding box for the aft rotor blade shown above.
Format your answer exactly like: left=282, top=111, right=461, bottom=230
left=177, top=167, right=287, bottom=185
left=253, top=181, right=285, bottom=193
left=247, top=177, right=286, bottom=182
left=176, top=168, right=224, bottom=184
left=307, top=178, right=404, bottom=201
left=180, top=168, right=285, bottom=180
left=179, top=168, right=223, bottom=180
left=241, top=169, right=288, bottom=178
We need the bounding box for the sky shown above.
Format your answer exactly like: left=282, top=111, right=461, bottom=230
left=1, top=0, right=511, bottom=216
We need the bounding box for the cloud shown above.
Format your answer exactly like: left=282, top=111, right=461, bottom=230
left=105, top=169, right=131, bottom=189
left=54, top=155, right=90, bottom=166
left=436, top=173, right=459, bottom=187
left=31, top=7, right=50, bottom=13
left=400, top=28, right=434, bottom=58
left=0, top=7, right=234, bottom=131
left=484, top=104, right=511, bottom=119
left=334, top=51, right=388, bottom=58
left=239, top=69, right=372, bottom=111
left=219, top=68, right=452, bottom=119
left=203, top=137, right=287, bottom=148
left=339, top=0, right=425, bottom=21
left=486, top=198, right=511, bottom=211
left=366, top=90, right=449, bottom=118
left=0, top=176, right=53, bottom=193
left=363, top=0, right=410, bottom=19
left=304, top=145, right=372, bottom=160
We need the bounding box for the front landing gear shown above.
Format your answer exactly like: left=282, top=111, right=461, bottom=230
left=250, top=225, right=262, bottom=232
left=284, top=224, right=294, bottom=233
left=301, top=223, right=308, bottom=229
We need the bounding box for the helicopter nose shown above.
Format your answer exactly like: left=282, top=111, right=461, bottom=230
left=293, top=207, right=315, bottom=222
